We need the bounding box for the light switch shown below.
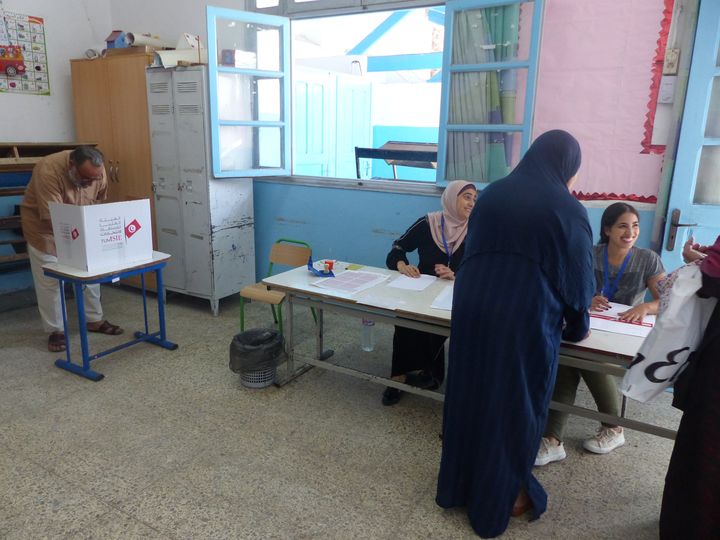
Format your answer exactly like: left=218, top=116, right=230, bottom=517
left=659, top=75, right=676, bottom=104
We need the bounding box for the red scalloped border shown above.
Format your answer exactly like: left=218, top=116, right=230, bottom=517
left=572, top=191, right=657, bottom=204
left=641, top=0, right=675, bottom=154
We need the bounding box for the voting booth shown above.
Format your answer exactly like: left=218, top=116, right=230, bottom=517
left=49, top=199, right=153, bottom=273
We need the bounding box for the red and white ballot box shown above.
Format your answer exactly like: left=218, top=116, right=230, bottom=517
left=49, top=199, right=153, bottom=273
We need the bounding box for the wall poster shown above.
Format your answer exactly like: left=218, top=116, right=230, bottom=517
left=0, top=6, right=50, bottom=95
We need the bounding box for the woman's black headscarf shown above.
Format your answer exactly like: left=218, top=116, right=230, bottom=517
left=463, top=129, right=594, bottom=312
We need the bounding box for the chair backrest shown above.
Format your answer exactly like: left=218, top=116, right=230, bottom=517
left=267, top=239, right=312, bottom=276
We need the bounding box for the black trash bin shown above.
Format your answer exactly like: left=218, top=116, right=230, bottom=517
left=229, top=329, right=284, bottom=388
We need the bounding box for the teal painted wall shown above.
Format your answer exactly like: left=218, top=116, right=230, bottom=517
left=0, top=176, right=659, bottom=297
left=252, top=180, right=657, bottom=280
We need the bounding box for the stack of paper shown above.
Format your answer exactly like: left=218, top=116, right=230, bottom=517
left=589, top=302, right=655, bottom=338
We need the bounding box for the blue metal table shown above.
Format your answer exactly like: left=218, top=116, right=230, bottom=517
left=42, top=251, right=177, bottom=381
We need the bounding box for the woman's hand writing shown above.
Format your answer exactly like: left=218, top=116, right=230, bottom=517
left=590, top=295, right=610, bottom=312
left=435, top=264, right=455, bottom=280
left=397, top=261, right=421, bottom=278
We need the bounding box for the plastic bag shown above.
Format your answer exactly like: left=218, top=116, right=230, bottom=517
left=229, top=329, right=285, bottom=373
left=620, top=264, right=717, bottom=403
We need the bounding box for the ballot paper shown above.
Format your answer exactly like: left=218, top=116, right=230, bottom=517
left=431, top=285, right=454, bottom=311
left=589, top=302, right=656, bottom=338
left=387, top=274, right=436, bottom=291
left=312, top=270, right=389, bottom=295
left=356, top=295, right=408, bottom=310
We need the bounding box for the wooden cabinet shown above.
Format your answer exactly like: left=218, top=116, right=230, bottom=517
left=70, top=52, right=157, bottom=289
left=71, top=53, right=154, bottom=207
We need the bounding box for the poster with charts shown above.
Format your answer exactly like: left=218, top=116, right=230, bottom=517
left=0, top=8, right=50, bottom=95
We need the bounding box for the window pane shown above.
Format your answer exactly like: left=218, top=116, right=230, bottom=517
left=258, top=126, right=283, bottom=168
left=216, top=18, right=281, bottom=71
left=449, top=69, right=527, bottom=124
left=705, top=77, right=720, bottom=138
left=694, top=145, right=720, bottom=205
left=445, top=131, right=521, bottom=182
left=218, top=73, right=281, bottom=122
left=291, top=7, right=442, bottom=181
left=219, top=125, right=283, bottom=172
left=452, top=3, right=534, bottom=65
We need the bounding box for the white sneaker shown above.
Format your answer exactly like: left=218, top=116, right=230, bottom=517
left=583, top=427, right=625, bottom=454
left=534, top=437, right=566, bottom=466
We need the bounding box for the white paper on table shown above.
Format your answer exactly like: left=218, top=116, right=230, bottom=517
left=431, top=286, right=454, bottom=311
left=312, top=270, right=389, bottom=295
left=387, top=274, right=436, bottom=291
left=357, top=295, right=407, bottom=310
left=589, top=302, right=655, bottom=338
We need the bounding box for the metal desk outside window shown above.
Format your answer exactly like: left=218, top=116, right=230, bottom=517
left=354, top=141, right=438, bottom=179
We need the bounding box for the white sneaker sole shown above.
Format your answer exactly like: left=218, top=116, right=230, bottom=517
left=583, top=439, right=625, bottom=454
left=534, top=449, right=567, bottom=467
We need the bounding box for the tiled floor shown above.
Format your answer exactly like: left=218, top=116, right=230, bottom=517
left=0, top=285, right=681, bottom=539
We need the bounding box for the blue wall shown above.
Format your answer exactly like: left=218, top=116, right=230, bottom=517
left=252, top=180, right=657, bottom=280
left=0, top=176, right=657, bottom=296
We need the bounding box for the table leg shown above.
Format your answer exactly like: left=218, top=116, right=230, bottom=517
left=286, top=294, right=295, bottom=378
left=54, top=281, right=104, bottom=381
left=133, top=268, right=177, bottom=350
left=59, top=279, right=71, bottom=363
left=316, top=309, right=334, bottom=361
left=141, top=272, right=149, bottom=335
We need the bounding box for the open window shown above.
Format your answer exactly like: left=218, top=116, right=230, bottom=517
left=437, top=0, right=544, bottom=185
left=208, top=0, right=544, bottom=185
left=207, top=7, right=290, bottom=177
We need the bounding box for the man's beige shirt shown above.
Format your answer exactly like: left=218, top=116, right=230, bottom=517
left=20, top=150, right=108, bottom=256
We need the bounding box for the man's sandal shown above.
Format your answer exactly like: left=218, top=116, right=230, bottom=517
left=87, top=320, right=124, bottom=335
left=48, top=332, right=66, bottom=352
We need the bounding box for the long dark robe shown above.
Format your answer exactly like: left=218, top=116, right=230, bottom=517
left=436, top=130, right=594, bottom=538
left=660, top=274, right=720, bottom=539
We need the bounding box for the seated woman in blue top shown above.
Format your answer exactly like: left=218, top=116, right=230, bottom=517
left=536, top=202, right=666, bottom=466
left=382, top=180, right=476, bottom=406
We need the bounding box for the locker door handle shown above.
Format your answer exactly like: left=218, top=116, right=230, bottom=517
left=114, top=161, right=120, bottom=183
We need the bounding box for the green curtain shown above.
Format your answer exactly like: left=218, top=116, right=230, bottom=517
left=447, top=5, right=520, bottom=182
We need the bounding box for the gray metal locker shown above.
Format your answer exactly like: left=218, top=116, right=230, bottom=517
left=146, top=66, right=255, bottom=315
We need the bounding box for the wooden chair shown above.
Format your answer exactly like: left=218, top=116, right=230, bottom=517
left=239, top=238, right=316, bottom=334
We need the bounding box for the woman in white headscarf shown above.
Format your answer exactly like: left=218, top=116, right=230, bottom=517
left=382, top=180, right=477, bottom=406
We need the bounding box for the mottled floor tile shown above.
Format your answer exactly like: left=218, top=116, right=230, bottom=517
left=0, top=285, right=681, bottom=539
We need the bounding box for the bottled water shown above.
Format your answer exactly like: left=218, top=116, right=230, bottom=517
left=361, top=318, right=375, bottom=352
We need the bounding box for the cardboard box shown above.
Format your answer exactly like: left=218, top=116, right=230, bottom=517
left=49, top=199, right=152, bottom=273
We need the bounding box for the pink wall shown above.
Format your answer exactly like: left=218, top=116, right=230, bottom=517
left=533, top=0, right=667, bottom=197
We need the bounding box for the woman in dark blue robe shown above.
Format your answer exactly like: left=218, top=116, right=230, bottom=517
left=436, top=130, right=595, bottom=538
